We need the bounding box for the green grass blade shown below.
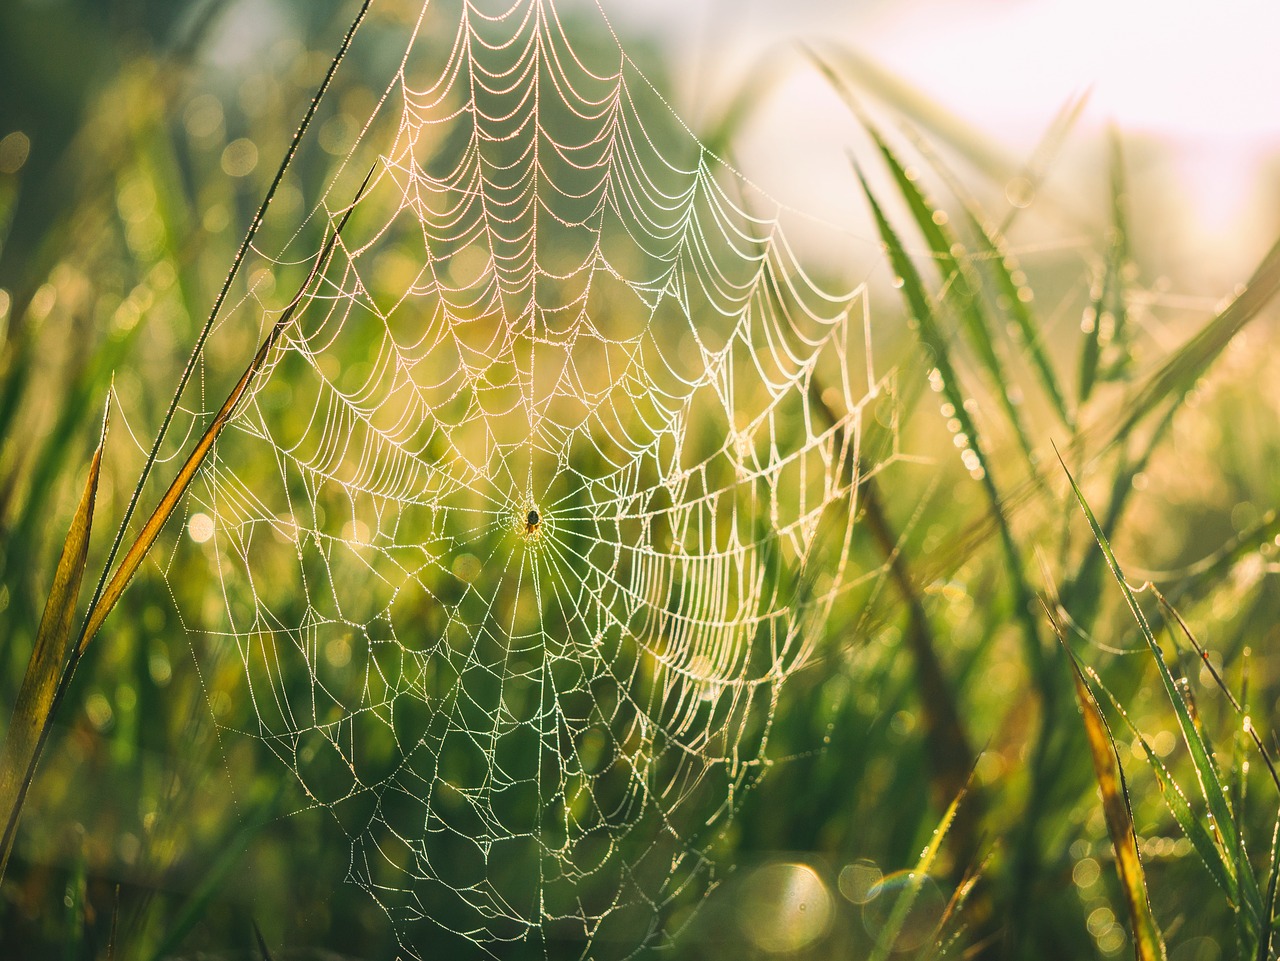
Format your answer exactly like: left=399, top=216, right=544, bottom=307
left=698, top=60, right=784, bottom=160
left=1094, top=233, right=1280, bottom=452
left=0, top=397, right=107, bottom=882
left=811, top=51, right=1042, bottom=474
left=995, top=88, right=1091, bottom=233
left=1233, top=680, right=1258, bottom=956
left=1078, top=132, right=1131, bottom=406
left=252, top=919, right=275, bottom=961
left=1259, top=811, right=1280, bottom=961
left=2, top=318, right=141, bottom=631
left=1088, top=665, right=1240, bottom=907
left=1158, top=512, right=1280, bottom=611
left=961, top=193, right=1071, bottom=426
left=1102, top=131, right=1132, bottom=367
left=856, top=164, right=1045, bottom=686
left=1058, top=447, right=1261, bottom=928
left=79, top=0, right=376, bottom=661
left=864, top=125, right=1041, bottom=474
left=806, top=44, right=1020, bottom=188
left=808, top=381, right=980, bottom=856
left=896, top=114, right=1077, bottom=428
left=868, top=782, right=969, bottom=961
left=144, top=796, right=276, bottom=961
left=0, top=326, right=36, bottom=474
left=1065, top=402, right=1178, bottom=636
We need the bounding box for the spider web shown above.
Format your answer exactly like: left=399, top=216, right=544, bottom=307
left=169, top=0, right=887, bottom=954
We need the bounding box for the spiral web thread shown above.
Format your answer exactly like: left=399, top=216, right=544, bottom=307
left=171, top=0, right=889, bottom=954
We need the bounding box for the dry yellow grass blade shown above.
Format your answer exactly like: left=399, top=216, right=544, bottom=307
left=0, top=167, right=371, bottom=888
left=79, top=164, right=373, bottom=652
left=78, top=333, right=269, bottom=650
left=1052, top=604, right=1167, bottom=961
left=0, top=402, right=108, bottom=879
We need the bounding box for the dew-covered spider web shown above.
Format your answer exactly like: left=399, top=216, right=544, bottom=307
left=167, top=0, right=889, bottom=955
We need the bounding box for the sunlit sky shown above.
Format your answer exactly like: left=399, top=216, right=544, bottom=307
left=618, top=0, right=1280, bottom=142
left=211, top=0, right=1279, bottom=281
left=609, top=0, right=1280, bottom=279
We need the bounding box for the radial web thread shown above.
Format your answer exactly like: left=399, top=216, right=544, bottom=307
left=168, top=0, right=889, bottom=954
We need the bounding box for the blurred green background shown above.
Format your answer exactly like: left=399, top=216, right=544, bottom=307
left=4, top=1, right=1280, bottom=959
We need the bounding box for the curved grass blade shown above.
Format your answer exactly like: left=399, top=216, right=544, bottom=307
left=1260, top=811, right=1280, bottom=961
left=958, top=188, right=1071, bottom=426
left=79, top=0, right=376, bottom=659
left=144, top=793, right=277, bottom=961
left=1087, top=663, right=1239, bottom=909
left=893, top=109, right=1080, bottom=429
left=1055, top=619, right=1166, bottom=960
left=808, top=379, right=980, bottom=858
left=898, top=232, right=1280, bottom=611
left=1097, top=233, right=1280, bottom=452
left=868, top=125, right=1042, bottom=474
left=1232, top=666, right=1254, bottom=956
left=1, top=313, right=142, bottom=638
left=856, top=163, right=1046, bottom=690
left=78, top=164, right=374, bottom=650
left=0, top=169, right=378, bottom=883
left=805, top=44, right=1019, bottom=188
left=1063, top=401, right=1178, bottom=638
left=810, top=51, right=1041, bottom=474
left=1057, top=446, right=1262, bottom=931
left=1079, top=131, right=1130, bottom=406
left=699, top=59, right=785, bottom=161
left=0, top=397, right=107, bottom=881
left=1153, top=585, right=1280, bottom=797
left=868, top=780, right=970, bottom=961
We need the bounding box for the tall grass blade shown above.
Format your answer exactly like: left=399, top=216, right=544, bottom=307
left=1078, top=133, right=1130, bottom=405
left=808, top=379, right=979, bottom=856
left=908, top=234, right=1280, bottom=606
left=808, top=50, right=1043, bottom=474
left=959, top=188, right=1071, bottom=426
left=1097, top=234, right=1280, bottom=451
left=144, top=795, right=276, bottom=961
left=1155, top=585, right=1280, bottom=796
left=699, top=61, right=784, bottom=160
left=1054, top=613, right=1167, bottom=960
left=1064, top=403, right=1178, bottom=637
left=1232, top=667, right=1254, bottom=957
left=0, top=170, right=375, bottom=897
left=1087, top=662, right=1240, bottom=908
left=252, top=919, right=275, bottom=961
left=868, top=782, right=969, bottom=961
left=995, top=88, right=1091, bottom=234
left=1158, top=511, right=1280, bottom=612
left=1259, top=812, right=1280, bottom=961
left=1058, top=446, right=1262, bottom=930
left=855, top=163, right=1045, bottom=685
left=0, top=397, right=107, bottom=881
left=897, top=107, right=1081, bottom=428
left=806, top=45, right=1019, bottom=187
left=80, top=0, right=375, bottom=657
left=862, top=473, right=981, bottom=858
left=1101, top=131, right=1133, bottom=369
left=107, top=884, right=120, bottom=961
left=78, top=163, right=374, bottom=650
left=863, top=122, right=1041, bottom=474
left=0, top=330, right=36, bottom=493
left=2, top=317, right=141, bottom=637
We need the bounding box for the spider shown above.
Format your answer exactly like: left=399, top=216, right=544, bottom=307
left=524, top=508, right=541, bottom=534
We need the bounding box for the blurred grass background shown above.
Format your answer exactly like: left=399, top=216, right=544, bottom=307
left=4, top=0, right=1280, bottom=959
